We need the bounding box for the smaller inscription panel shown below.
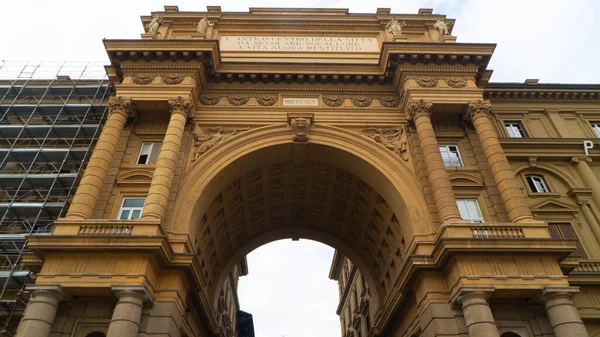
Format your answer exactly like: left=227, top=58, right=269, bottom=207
left=283, top=98, right=319, bottom=106
left=220, top=36, right=379, bottom=53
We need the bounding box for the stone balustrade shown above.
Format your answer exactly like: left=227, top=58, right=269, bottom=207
left=471, top=226, right=525, bottom=239
left=78, top=224, right=134, bottom=236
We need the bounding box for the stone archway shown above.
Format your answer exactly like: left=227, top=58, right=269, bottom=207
left=169, top=123, right=432, bottom=313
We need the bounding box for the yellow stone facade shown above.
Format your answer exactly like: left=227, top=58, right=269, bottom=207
left=14, top=6, right=600, bottom=337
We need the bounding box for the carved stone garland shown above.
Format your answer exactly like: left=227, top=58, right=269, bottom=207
left=378, top=97, right=400, bottom=108
left=351, top=96, right=373, bottom=107
left=132, top=74, right=156, bottom=85
left=256, top=96, right=278, bottom=106
left=415, top=77, right=438, bottom=88
left=163, top=74, right=185, bottom=85
left=445, top=77, right=467, bottom=88
left=323, top=96, right=345, bottom=107
left=199, top=95, right=221, bottom=105
left=362, top=126, right=409, bottom=161
left=227, top=95, right=250, bottom=106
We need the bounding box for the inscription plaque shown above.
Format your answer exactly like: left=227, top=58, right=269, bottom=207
left=283, top=98, right=319, bottom=106
left=220, top=36, right=379, bottom=53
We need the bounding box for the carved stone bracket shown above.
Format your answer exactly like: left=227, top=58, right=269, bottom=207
left=378, top=96, right=400, bottom=107
left=362, top=126, right=409, bottom=161
left=287, top=113, right=314, bottom=143
left=192, top=126, right=249, bottom=162
left=463, top=99, right=492, bottom=124
left=445, top=77, right=467, bottom=88
left=168, top=96, right=194, bottom=119
left=199, top=95, right=221, bottom=105
left=132, top=73, right=156, bottom=85
left=108, top=96, right=137, bottom=119
left=405, top=99, right=433, bottom=123
left=416, top=76, right=438, bottom=88
left=227, top=95, right=250, bottom=106
left=163, top=74, right=185, bottom=85
left=351, top=96, right=372, bottom=107
left=256, top=96, right=278, bottom=106
left=323, top=96, right=345, bottom=107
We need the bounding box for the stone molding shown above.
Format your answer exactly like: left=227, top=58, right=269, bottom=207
left=132, top=73, right=156, bottom=84
left=445, top=77, right=467, bottom=88
left=378, top=96, right=400, bottom=107
left=415, top=76, right=438, bottom=87
left=323, top=96, right=345, bottom=107
left=163, top=73, right=185, bottom=84
left=451, top=286, right=495, bottom=305
left=199, top=95, right=221, bottom=105
left=227, top=95, right=250, bottom=106
left=256, top=96, right=278, bottom=106
left=351, top=96, right=373, bottom=107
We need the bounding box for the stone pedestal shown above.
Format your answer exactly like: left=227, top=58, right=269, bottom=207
left=542, top=287, right=589, bottom=337
left=453, top=287, right=500, bottom=337
left=15, top=285, right=69, bottom=337
left=406, top=99, right=463, bottom=224
left=106, top=286, right=152, bottom=337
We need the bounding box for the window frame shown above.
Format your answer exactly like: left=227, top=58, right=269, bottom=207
left=439, top=144, right=464, bottom=167
left=504, top=121, right=527, bottom=138
left=456, top=198, right=484, bottom=223
left=547, top=223, right=586, bottom=258
left=525, top=174, right=550, bottom=193
left=117, top=197, right=146, bottom=220
left=136, top=142, right=162, bottom=165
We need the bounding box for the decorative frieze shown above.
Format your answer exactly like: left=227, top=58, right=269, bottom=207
left=351, top=96, right=372, bottom=107
left=227, top=95, right=250, bottom=106
left=200, top=95, right=221, bottom=105
left=378, top=96, right=400, bottom=107
left=256, top=96, right=278, bottom=106
left=163, top=73, right=185, bottom=84
left=415, top=76, right=438, bottom=87
left=445, top=77, right=467, bottom=88
left=132, top=73, right=156, bottom=84
left=323, top=96, right=345, bottom=107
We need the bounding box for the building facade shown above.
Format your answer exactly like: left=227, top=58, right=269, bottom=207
left=11, top=6, right=600, bottom=337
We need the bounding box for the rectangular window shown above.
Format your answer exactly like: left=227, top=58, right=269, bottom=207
left=117, top=197, right=146, bottom=220
left=439, top=145, right=463, bottom=167
left=456, top=199, right=484, bottom=223
left=591, top=122, right=600, bottom=138
left=548, top=223, right=586, bottom=257
left=136, top=142, right=162, bottom=164
left=504, top=121, right=527, bottom=138
left=526, top=175, right=550, bottom=193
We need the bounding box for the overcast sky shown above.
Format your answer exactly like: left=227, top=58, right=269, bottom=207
left=2, top=1, right=599, bottom=337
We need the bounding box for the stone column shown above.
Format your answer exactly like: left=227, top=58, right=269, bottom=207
left=577, top=201, right=600, bottom=244
left=571, top=157, right=600, bottom=212
left=15, top=285, right=68, bottom=337
left=141, top=96, right=193, bottom=221
left=406, top=99, right=463, bottom=224
left=453, top=287, right=500, bottom=337
left=106, top=286, right=151, bottom=337
left=542, top=287, right=589, bottom=337
left=463, top=100, right=534, bottom=223
left=66, top=97, right=136, bottom=219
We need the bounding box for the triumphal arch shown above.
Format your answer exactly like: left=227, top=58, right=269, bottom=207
left=15, top=6, right=600, bottom=337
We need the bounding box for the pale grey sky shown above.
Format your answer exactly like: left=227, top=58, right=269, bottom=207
left=2, top=1, right=599, bottom=337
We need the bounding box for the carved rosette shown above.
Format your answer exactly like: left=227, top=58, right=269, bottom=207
left=163, top=74, right=185, bottom=85
left=227, top=95, right=250, bottom=106
left=108, top=96, right=137, bottom=119
left=405, top=99, right=433, bottom=122
left=415, top=77, right=438, bottom=88
left=351, top=97, right=373, bottom=107
left=287, top=114, right=314, bottom=143
left=256, top=96, right=278, bottom=106
left=463, top=99, right=492, bottom=124
left=199, top=95, right=221, bottom=105
left=132, top=73, right=156, bottom=85
left=323, top=96, right=345, bottom=107
left=168, top=96, right=194, bottom=119
left=445, top=77, right=467, bottom=88
left=378, top=97, right=400, bottom=108
left=362, top=127, right=408, bottom=161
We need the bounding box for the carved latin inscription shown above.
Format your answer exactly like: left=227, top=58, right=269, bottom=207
left=220, top=36, right=380, bottom=53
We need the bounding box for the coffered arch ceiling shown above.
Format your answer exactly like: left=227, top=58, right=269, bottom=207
left=169, top=124, right=433, bottom=311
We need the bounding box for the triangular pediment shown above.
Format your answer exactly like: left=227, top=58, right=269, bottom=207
left=530, top=198, right=578, bottom=212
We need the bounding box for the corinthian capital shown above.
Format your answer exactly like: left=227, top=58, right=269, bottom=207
left=107, top=96, right=137, bottom=119
left=168, top=96, right=194, bottom=119
left=405, top=99, right=433, bottom=122
left=463, top=99, right=492, bottom=123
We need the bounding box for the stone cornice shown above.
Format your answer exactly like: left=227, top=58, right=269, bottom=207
left=485, top=86, right=600, bottom=102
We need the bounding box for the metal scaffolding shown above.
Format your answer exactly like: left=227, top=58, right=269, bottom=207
left=0, top=61, right=110, bottom=336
